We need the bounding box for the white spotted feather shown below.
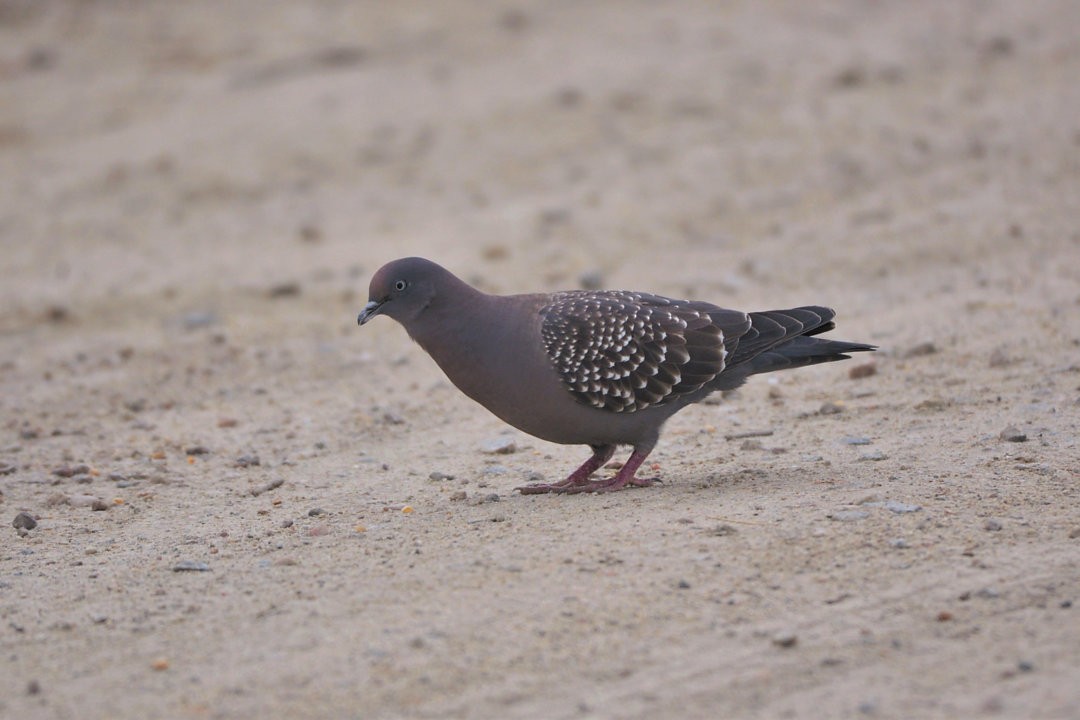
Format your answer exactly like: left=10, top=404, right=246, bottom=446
left=539, top=291, right=736, bottom=413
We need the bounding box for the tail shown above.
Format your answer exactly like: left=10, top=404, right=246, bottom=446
left=744, top=334, right=875, bottom=375
left=719, top=305, right=875, bottom=379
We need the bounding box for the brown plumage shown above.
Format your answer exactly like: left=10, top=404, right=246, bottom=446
left=358, top=257, right=874, bottom=494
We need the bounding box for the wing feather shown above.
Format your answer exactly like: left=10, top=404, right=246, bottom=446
left=539, top=291, right=736, bottom=412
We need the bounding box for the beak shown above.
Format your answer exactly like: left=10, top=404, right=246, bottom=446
left=357, top=299, right=384, bottom=326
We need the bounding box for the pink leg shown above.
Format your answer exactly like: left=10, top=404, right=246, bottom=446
left=517, top=446, right=659, bottom=495
left=516, top=445, right=615, bottom=495
left=566, top=447, right=659, bottom=493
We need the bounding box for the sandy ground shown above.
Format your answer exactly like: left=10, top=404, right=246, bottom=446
left=2, top=1, right=1079, bottom=718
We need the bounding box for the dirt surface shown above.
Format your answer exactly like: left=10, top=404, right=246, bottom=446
left=2, top=1, right=1079, bottom=718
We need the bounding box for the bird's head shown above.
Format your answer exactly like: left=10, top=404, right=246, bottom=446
left=357, top=257, right=445, bottom=327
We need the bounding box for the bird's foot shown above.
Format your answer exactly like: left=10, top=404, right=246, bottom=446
left=515, top=446, right=659, bottom=495
left=517, top=475, right=660, bottom=495
left=583, top=474, right=660, bottom=493
left=516, top=478, right=580, bottom=495
left=516, top=445, right=616, bottom=495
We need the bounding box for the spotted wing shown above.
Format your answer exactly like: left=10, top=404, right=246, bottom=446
left=539, top=291, right=737, bottom=413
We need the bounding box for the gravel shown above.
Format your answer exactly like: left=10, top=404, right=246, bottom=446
left=13, top=512, right=37, bottom=530
left=479, top=437, right=517, bottom=455
left=999, top=426, right=1027, bottom=442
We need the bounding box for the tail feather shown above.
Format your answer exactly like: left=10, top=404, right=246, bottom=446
left=744, top=335, right=875, bottom=376
left=721, top=305, right=874, bottom=377
left=722, top=306, right=836, bottom=368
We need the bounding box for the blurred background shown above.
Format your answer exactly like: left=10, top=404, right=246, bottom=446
left=3, top=0, right=1076, bottom=334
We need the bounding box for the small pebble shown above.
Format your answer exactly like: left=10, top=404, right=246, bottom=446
left=307, top=525, right=330, bottom=536
left=267, top=282, right=301, bottom=298
left=481, top=243, right=510, bottom=260
left=858, top=450, right=887, bottom=462
left=182, top=311, right=217, bottom=329
left=479, top=437, right=517, bottom=455
left=484, top=493, right=501, bottom=503
left=889, top=538, right=909, bottom=549
left=830, top=510, right=869, bottom=522
left=819, top=401, right=845, bottom=415
left=308, top=508, right=325, bottom=517
left=848, top=362, right=877, bottom=379
left=883, top=500, right=920, bottom=514
left=1017, top=660, right=1034, bottom=673
left=833, top=65, right=866, bottom=87
left=235, top=454, right=261, bottom=468
left=555, top=86, right=583, bottom=108
left=428, top=471, right=455, bottom=482
left=988, top=348, right=1011, bottom=367
left=677, top=579, right=691, bottom=590
left=999, top=426, right=1027, bottom=442
left=449, top=490, right=467, bottom=501
left=905, top=341, right=937, bottom=357
left=298, top=223, right=322, bottom=243
left=90, top=499, right=109, bottom=511
left=380, top=411, right=405, bottom=425
left=981, top=35, right=1014, bottom=59
left=281, top=519, right=294, bottom=528
left=184, top=445, right=210, bottom=456
left=67, top=494, right=101, bottom=508
left=13, top=512, right=37, bottom=530
left=26, top=679, right=41, bottom=695
left=841, top=436, right=872, bottom=445
left=250, top=478, right=284, bottom=496
left=53, top=464, right=90, bottom=478
left=151, top=657, right=170, bottom=671
left=772, top=631, right=798, bottom=648
left=984, top=518, right=1003, bottom=532
left=172, top=560, right=211, bottom=572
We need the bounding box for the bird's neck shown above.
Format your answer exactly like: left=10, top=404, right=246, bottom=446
left=409, top=292, right=532, bottom=405
left=408, top=283, right=492, bottom=362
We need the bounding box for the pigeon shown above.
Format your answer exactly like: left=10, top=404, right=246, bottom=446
left=358, top=257, right=874, bottom=494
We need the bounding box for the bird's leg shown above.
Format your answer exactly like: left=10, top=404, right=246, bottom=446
left=516, top=445, right=616, bottom=494
left=518, top=446, right=659, bottom=495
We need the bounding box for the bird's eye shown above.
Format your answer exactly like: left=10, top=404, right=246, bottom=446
left=394, top=280, right=408, bottom=292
